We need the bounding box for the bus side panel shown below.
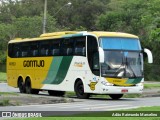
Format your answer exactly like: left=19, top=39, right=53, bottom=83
left=7, top=57, right=19, bottom=87
left=7, top=69, right=17, bottom=87
left=41, top=56, right=102, bottom=93
left=21, top=57, right=53, bottom=89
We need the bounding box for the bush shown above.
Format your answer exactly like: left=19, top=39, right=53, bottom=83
left=0, top=52, right=6, bottom=64
left=144, top=63, right=160, bottom=81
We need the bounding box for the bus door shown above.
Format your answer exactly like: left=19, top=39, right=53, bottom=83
left=87, top=36, right=100, bottom=91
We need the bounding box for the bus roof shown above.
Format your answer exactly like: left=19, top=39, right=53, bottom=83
left=9, top=31, right=138, bottom=43
left=89, top=31, right=138, bottom=38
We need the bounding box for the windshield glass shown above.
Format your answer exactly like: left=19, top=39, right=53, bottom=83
left=100, top=37, right=141, bottom=50
left=100, top=37, right=143, bottom=78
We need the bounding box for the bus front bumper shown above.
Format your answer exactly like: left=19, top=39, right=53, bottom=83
left=100, top=85, right=143, bottom=94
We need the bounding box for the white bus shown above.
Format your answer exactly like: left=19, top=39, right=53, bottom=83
left=7, top=31, right=153, bottom=99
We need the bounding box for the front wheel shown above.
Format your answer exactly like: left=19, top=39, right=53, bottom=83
left=109, top=94, right=123, bottom=100
left=74, top=80, right=90, bottom=99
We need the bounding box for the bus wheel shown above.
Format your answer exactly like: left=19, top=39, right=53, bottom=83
left=48, top=90, right=65, bottom=96
left=75, top=80, right=90, bottom=99
left=18, top=78, right=25, bottom=93
left=25, top=78, right=32, bottom=94
left=109, top=94, right=123, bottom=100
left=25, top=78, right=39, bottom=94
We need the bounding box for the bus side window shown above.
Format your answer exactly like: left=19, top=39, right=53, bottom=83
left=21, top=43, right=29, bottom=57
left=74, top=37, right=86, bottom=56
left=11, top=43, right=21, bottom=58
left=50, top=39, right=61, bottom=56
left=61, top=39, right=73, bottom=56
left=30, top=42, right=39, bottom=57
left=40, top=41, right=49, bottom=56
left=8, top=44, right=13, bottom=58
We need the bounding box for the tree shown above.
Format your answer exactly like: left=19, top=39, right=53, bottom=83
left=14, top=15, right=57, bottom=38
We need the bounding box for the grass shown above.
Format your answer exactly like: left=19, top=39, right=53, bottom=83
left=0, top=72, right=7, bottom=81
left=144, top=84, right=160, bottom=89
left=0, top=92, right=19, bottom=96
left=8, top=106, right=160, bottom=120
left=66, top=92, right=141, bottom=99
left=0, top=99, right=10, bottom=106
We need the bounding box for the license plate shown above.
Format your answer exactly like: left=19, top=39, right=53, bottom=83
left=121, top=89, right=128, bottom=93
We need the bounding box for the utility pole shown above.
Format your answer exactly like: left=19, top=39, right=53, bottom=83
left=42, top=1, right=71, bottom=34
left=42, top=0, right=47, bottom=33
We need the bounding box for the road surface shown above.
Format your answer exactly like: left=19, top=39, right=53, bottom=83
left=0, top=83, right=160, bottom=112
left=0, top=97, right=160, bottom=112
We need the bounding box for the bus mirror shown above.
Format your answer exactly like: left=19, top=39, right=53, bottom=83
left=144, top=48, right=153, bottom=63
left=99, top=47, right=104, bottom=63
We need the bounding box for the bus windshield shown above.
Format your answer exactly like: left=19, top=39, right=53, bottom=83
left=100, top=37, right=143, bottom=78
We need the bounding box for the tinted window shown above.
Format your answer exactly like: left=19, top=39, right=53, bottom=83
left=50, top=39, right=61, bottom=56
left=30, top=42, right=39, bottom=57
left=87, top=36, right=100, bottom=76
left=74, top=37, right=86, bottom=56
left=8, top=43, right=21, bottom=58
left=61, top=39, right=74, bottom=56
left=40, top=41, right=50, bottom=56
left=8, top=44, right=13, bottom=57
left=8, top=37, right=86, bottom=58
left=21, top=43, right=30, bottom=57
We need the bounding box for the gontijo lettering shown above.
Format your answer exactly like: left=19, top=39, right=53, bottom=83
left=23, top=60, right=44, bottom=67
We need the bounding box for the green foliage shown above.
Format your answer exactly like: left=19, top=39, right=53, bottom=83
left=0, top=52, right=6, bottom=63
left=0, top=72, right=7, bottom=81
left=144, top=84, right=160, bottom=89
left=14, top=15, right=57, bottom=38
left=144, top=63, right=160, bottom=81
left=0, top=99, right=10, bottom=106
left=0, top=92, right=19, bottom=96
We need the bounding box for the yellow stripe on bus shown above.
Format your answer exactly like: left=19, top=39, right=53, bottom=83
left=106, top=78, right=134, bottom=86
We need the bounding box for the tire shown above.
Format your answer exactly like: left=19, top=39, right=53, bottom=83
left=48, top=90, right=65, bottom=96
left=25, top=78, right=32, bottom=94
left=25, top=78, right=39, bottom=94
left=74, top=80, right=90, bottom=99
left=18, top=78, right=25, bottom=93
left=109, top=94, right=123, bottom=100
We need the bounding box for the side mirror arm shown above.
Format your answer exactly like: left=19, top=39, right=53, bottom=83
left=143, top=48, right=153, bottom=63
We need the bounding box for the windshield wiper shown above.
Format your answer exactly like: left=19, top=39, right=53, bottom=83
left=125, top=57, right=137, bottom=78
left=113, top=56, right=125, bottom=77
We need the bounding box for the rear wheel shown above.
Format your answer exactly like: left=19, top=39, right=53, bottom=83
left=25, top=78, right=32, bottom=94
left=48, top=90, right=65, bottom=96
left=109, top=94, right=123, bottom=100
left=25, top=78, right=39, bottom=94
left=75, top=80, right=90, bottom=99
left=18, top=78, right=25, bottom=93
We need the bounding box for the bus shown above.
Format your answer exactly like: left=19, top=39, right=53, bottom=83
left=7, top=31, right=153, bottom=99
